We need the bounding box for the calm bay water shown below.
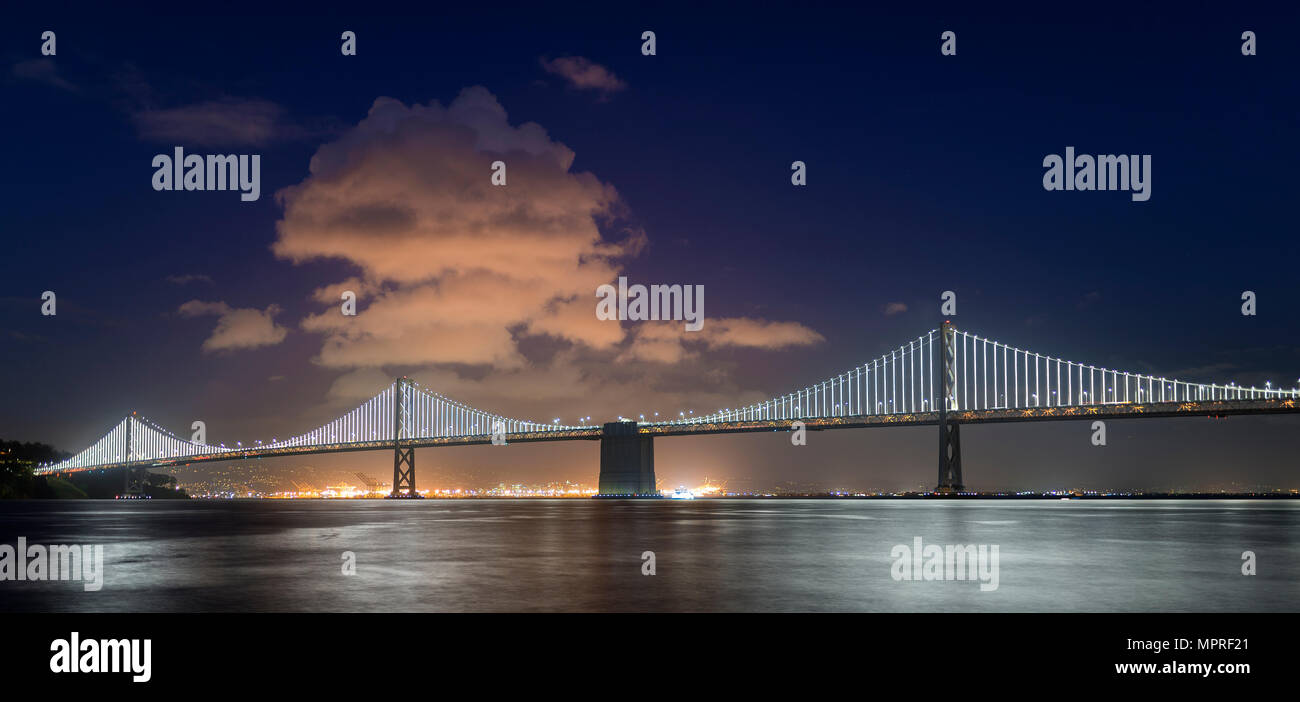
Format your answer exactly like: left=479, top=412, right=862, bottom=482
left=1, top=499, right=1296, bottom=612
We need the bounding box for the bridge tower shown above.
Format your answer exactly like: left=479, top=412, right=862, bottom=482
left=595, top=421, right=660, bottom=497
left=935, top=321, right=965, bottom=493
left=121, top=415, right=149, bottom=498
left=388, top=378, right=422, bottom=498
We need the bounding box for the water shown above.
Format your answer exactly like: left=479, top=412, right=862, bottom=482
left=1, top=499, right=1296, bottom=612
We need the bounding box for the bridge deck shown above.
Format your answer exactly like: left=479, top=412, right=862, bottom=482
left=40, top=398, right=1297, bottom=475
left=639, top=398, right=1298, bottom=436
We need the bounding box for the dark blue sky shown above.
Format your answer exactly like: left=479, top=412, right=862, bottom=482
left=3, top=4, right=1298, bottom=491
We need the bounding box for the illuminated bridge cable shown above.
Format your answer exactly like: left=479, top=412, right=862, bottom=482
left=38, top=327, right=1300, bottom=473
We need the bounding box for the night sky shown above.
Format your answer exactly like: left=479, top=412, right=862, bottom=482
left=3, top=5, right=1298, bottom=491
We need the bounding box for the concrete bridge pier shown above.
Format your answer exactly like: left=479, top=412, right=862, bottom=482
left=123, top=466, right=149, bottom=497
left=595, top=421, right=660, bottom=497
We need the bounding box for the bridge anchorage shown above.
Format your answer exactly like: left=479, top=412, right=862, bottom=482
left=594, top=421, right=659, bottom=498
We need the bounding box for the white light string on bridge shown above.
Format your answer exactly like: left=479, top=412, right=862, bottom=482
left=655, top=330, right=940, bottom=425
left=38, top=326, right=1300, bottom=473
left=402, top=379, right=588, bottom=439
left=38, top=379, right=593, bottom=474
left=652, top=327, right=1300, bottom=426
left=946, top=329, right=1297, bottom=411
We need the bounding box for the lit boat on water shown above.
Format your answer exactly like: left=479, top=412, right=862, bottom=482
left=670, top=487, right=695, bottom=500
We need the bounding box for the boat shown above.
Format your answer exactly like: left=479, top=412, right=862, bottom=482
left=670, top=487, right=695, bottom=500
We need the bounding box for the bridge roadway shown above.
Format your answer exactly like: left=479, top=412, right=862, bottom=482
left=39, top=321, right=1300, bottom=495
left=47, top=397, right=1298, bottom=482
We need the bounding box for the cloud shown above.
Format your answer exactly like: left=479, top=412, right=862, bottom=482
left=702, top=318, right=825, bottom=349
left=132, top=97, right=318, bottom=146
left=883, top=302, right=908, bottom=316
left=540, top=56, right=626, bottom=95
left=273, top=86, right=822, bottom=419
left=275, top=86, right=638, bottom=367
left=618, top=319, right=825, bottom=364
left=166, top=273, right=213, bottom=285
left=12, top=59, right=75, bottom=91
left=178, top=300, right=289, bottom=352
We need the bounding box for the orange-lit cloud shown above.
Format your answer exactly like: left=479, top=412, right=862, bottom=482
left=178, top=300, right=288, bottom=352
left=539, top=56, right=626, bottom=95
left=274, top=87, right=823, bottom=419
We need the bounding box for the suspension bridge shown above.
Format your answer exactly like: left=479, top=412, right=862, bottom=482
left=36, top=322, right=1300, bottom=497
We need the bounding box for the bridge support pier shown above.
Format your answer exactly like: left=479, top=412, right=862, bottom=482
left=595, top=421, right=660, bottom=497
left=936, top=421, right=964, bottom=493
left=123, top=467, right=149, bottom=497
left=388, top=446, right=419, bottom=498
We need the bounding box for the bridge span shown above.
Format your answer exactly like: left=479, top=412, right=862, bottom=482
left=37, top=322, right=1300, bottom=496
